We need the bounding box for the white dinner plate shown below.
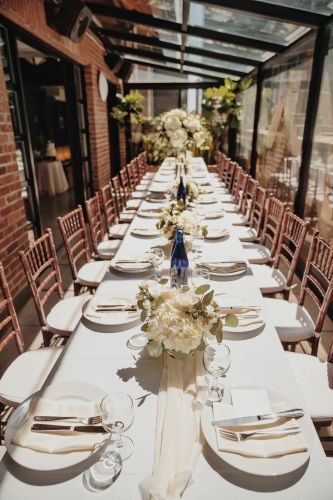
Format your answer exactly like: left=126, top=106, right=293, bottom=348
left=146, top=195, right=166, bottom=203
left=198, top=196, right=218, bottom=204
left=137, top=209, right=161, bottom=218
left=149, top=184, right=169, bottom=193
left=110, top=258, right=153, bottom=273
left=206, top=228, right=229, bottom=240
left=5, top=382, right=106, bottom=472
left=201, top=386, right=311, bottom=476
left=205, top=210, right=225, bottom=219
left=131, top=227, right=160, bottom=237
left=82, top=297, right=139, bottom=325
left=199, top=187, right=214, bottom=194
left=215, top=295, right=265, bottom=333
left=201, top=261, right=247, bottom=278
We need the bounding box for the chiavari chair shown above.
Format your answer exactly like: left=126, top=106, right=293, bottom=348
left=99, top=183, right=130, bottom=238
left=263, top=231, right=333, bottom=356
left=119, top=168, right=141, bottom=210
left=251, top=210, right=309, bottom=296
left=19, top=229, right=88, bottom=347
left=0, top=262, right=63, bottom=407
left=112, top=174, right=137, bottom=221
left=126, top=162, right=146, bottom=198
left=57, top=206, right=109, bottom=295
left=85, top=195, right=122, bottom=260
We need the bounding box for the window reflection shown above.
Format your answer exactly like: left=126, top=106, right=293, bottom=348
left=256, top=36, right=314, bottom=207
left=237, top=84, right=256, bottom=171
left=304, top=26, right=333, bottom=240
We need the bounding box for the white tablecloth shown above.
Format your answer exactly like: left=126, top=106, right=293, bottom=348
left=1, top=158, right=332, bottom=499
left=36, top=160, right=69, bottom=196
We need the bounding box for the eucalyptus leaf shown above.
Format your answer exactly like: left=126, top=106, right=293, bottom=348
left=147, top=340, right=163, bottom=357
left=195, top=284, right=210, bottom=295
left=215, top=327, right=223, bottom=344
left=137, top=300, right=144, bottom=310
left=180, top=285, right=190, bottom=293
left=140, top=309, right=148, bottom=322
left=154, top=296, right=163, bottom=309
left=202, top=289, right=214, bottom=306
left=159, top=278, right=169, bottom=285
left=224, top=314, right=239, bottom=327
left=201, top=226, right=208, bottom=238
left=141, top=323, right=149, bottom=332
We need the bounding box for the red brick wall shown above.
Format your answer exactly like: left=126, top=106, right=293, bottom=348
left=0, top=63, right=30, bottom=296
left=0, top=0, right=120, bottom=296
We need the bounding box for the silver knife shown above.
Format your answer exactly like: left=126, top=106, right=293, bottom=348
left=212, top=408, right=304, bottom=427
left=31, top=424, right=107, bottom=433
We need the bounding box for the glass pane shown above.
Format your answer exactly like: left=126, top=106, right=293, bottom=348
left=187, top=35, right=274, bottom=62
left=129, top=64, right=210, bottom=84
left=184, top=53, right=254, bottom=73
left=183, top=64, right=240, bottom=80
left=304, top=25, right=333, bottom=239
left=256, top=35, right=315, bottom=207
left=236, top=84, right=257, bottom=171
left=123, top=54, right=180, bottom=70
left=112, top=40, right=181, bottom=60
left=189, top=3, right=309, bottom=45
left=254, top=0, right=333, bottom=15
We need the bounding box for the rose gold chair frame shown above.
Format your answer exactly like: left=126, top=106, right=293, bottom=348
left=57, top=206, right=92, bottom=295
left=100, top=183, right=119, bottom=231
left=19, top=229, right=64, bottom=346
left=119, top=167, right=132, bottom=201
left=248, top=185, right=267, bottom=239
left=240, top=177, right=258, bottom=217
left=0, top=261, right=24, bottom=354
left=112, top=174, right=126, bottom=215
left=85, top=195, right=107, bottom=258
left=260, top=195, right=288, bottom=261
left=224, top=161, right=237, bottom=192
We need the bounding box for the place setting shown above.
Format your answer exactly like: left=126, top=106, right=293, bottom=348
left=130, top=226, right=161, bottom=237
left=82, top=297, right=140, bottom=327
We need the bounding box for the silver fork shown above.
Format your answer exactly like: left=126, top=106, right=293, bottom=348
left=33, top=415, right=102, bottom=425
left=219, top=426, right=301, bottom=442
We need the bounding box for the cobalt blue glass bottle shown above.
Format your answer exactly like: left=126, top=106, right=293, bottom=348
left=170, top=225, right=189, bottom=288
left=177, top=175, right=187, bottom=208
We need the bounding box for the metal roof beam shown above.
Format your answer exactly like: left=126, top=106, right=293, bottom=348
left=100, top=29, right=260, bottom=66
left=195, top=0, right=327, bottom=28
left=122, top=58, right=223, bottom=81
left=87, top=4, right=284, bottom=52
left=107, top=44, right=247, bottom=77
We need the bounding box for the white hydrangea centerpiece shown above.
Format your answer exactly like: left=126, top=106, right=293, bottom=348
left=156, top=201, right=207, bottom=240
left=137, top=280, right=237, bottom=359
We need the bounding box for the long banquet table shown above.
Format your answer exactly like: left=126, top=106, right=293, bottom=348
left=1, top=158, right=333, bottom=499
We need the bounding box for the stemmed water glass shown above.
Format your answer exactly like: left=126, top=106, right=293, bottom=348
left=203, top=343, right=230, bottom=403
left=191, top=229, right=205, bottom=265
left=192, top=267, right=210, bottom=288
left=100, top=392, right=134, bottom=460
left=147, top=248, right=164, bottom=281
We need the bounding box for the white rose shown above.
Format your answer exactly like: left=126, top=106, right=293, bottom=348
left=164, top=115, right=181, bottom=131
left=170, top=128, right=188, bottom=149
left=183, top=117, right=201, bottom=133
left=193, top=131, right=205, bottom=148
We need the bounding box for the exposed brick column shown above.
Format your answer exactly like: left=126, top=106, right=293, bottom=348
left=85, top=64, right=111, bottom=190
left=0, top=64, right=30, bottom=297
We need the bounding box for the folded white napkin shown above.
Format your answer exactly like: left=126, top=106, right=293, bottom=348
left=11, top=397, right=106, bottom=454
left=213, top=390, right=308, bottom=458
left=206, top=228, right=229, bottom=239
left=202, top=261, right=246, bottom=273
left=113, top=261, right=151, bottom=271
left=139, top=353, right=208, bottom=500
left=132, top=228, right=159, bottom=236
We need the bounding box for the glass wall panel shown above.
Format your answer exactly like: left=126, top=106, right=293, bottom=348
left=256, top=35, right=314, bottom=207
left=236, top=84, right=257, bottom=171
left=253, top=0, right=333, bottom=15
left=304, top=24, right=333, bottom=240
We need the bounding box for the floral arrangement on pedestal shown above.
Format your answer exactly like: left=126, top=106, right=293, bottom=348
left=143, top=109, right=212, bottom=163
left=170, top=180, right=199, bottom=204
left=156, top=201, right=207, bottom=241
left=136, top=281, right=237, bottom=359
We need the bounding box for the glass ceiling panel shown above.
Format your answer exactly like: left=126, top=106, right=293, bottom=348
left=110, top=0, right=183, bottom=23
left=253, top=0, right=333, bottom=15
left=182, top=64, right=240, bottom=81
left=186, top=35, right=274, bottom=62
left=129, top=65, right=210, bottom=84
left=188, top=3, right=309, bottom=46
left=123, top=55, right=180, bottom=70
left=109, top=39, right=181, bottom=60
left=183, top=53, right=254, bottom=73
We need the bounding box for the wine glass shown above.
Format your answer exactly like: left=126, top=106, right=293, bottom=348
left=203, top=343, right=230, bottom=403
left=191, top=231, right=204, bottom=264
left=100, top=392, right=134, bottom=460
left=147, top=248, right=164, bottom=281
left=192, top=267, right=210, bottom=289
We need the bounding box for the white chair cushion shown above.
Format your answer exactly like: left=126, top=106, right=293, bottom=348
left=217, top=194, right=234, bottom=203
left=242, top=243, right=272, bottom=264
left=251, top=264, right=286, bottom=293
left=286, top=351, right=333, bottom=421
left=132, top=191, right=146, bottom=199
left=119, top=212, right=135, bottom=223
left=262, top=298, right=315, bottom=342
left=0, top=346, right=63, bottom=407
left=97, top=239, right=121, bottom=259
left=109, top=223, right=129, bottom=239
left=77, top=260, right=109, bottom=287
left=47, top=295, right=89, bottom=336
left=233, top=226, right=258, bottom=242
left=143, top=173, right=154, bottom=180
left=135, top=185, right=148, bottom=191
left=126, top=199, right=141, bottom=210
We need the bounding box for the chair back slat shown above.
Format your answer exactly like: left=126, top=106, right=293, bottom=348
left=250, top=186, right=266, bottom=235
left=57, top=206, right=91, bottom=282
left=274, top=211, right=309, bottom=288
left=119, top=168, right=132, bottom=200
left=224, top=161, right=237, bottom=192
left=234, top=170, right=249, bottom=206
left=100, top=183, right=118, bottom=230
left=0, top=262, right=25, bottom=354
left=299, top=232, right=333, bottom=334
left=260, top=195, right=288, bottom=259
left=85, top=195, right=106, bottom=256
left=112, top=174, right=125, bottom=214
left=230, top=166, right=242, bottom=198
left=19, top=229, right=64, bottom=327
left=241, top=177, right=258, bottom=217
left=126, top=163, right=137, bottom=191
